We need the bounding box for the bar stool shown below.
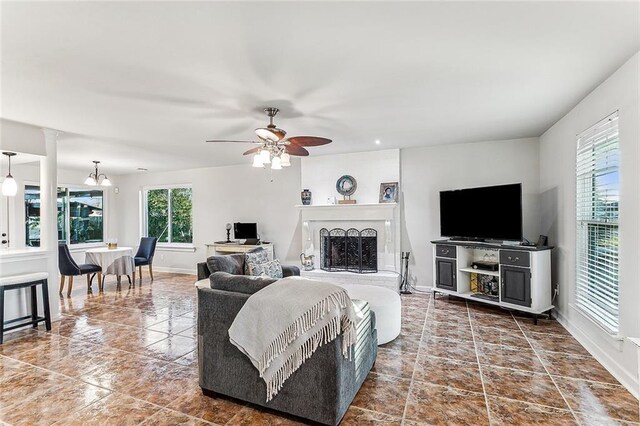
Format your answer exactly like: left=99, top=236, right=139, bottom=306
left=0, top=272, right=51, bottom=344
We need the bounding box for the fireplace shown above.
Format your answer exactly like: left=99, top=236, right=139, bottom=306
left=320, top=228, right=377, bottom=273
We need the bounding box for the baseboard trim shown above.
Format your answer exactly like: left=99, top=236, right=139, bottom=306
left=152, top=266, right=197, bottom=275
left=554, top=308, right=639, bottom=399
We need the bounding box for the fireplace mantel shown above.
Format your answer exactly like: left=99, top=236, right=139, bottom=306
left=296, top=203, right=397, bottom=222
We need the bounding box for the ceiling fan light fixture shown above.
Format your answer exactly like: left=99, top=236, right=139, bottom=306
left=252, top=154, right=264, bottom=168
left=280, top=152, right=291, bottom=167
left=259, top=149, right=271, bottom=164
left=271, top=156, right=282, bottom=170
left=255, top=127, right=286, bottom=142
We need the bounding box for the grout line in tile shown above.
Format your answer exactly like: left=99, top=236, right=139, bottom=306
left=466, top=300, right=493, bottom=425
left=400, top=292, right=433, bottom=424
left=510, top=311, right=581, bottom=424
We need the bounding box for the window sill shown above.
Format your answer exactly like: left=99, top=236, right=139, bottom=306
left=569, top=303, right=624, bottom=342
left=156, top=245, right=197, bottom=253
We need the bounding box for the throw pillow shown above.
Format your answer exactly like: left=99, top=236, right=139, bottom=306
left=244, top=248, right=270, bottom=275
left=206, top=254, right=244, bottom=275
left=209, top=271, right=276, bottom=295
left=248, top=259, right=284, bottom=279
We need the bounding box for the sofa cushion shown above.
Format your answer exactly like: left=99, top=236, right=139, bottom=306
left=244, top=247, right=270, bottom=275
left=248, top=259, right=283, bottom=279
left=209, top=271, right=277, bottom=295
left=206, top=254, right=245, bottom=276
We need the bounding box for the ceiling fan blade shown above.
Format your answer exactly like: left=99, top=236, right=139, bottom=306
left=286, top=136, right=332, bottom=147
left=243, top=147, right=262, bottom=156
left=285, top=144, right=310, bottom=156
left=205, top=140, right=262, bottom=144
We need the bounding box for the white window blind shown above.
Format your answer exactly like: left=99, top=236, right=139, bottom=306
left=576, top=112, right=619, bottom=334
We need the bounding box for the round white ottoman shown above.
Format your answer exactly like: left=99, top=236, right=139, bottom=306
left=338, top=284, right=401, bottom=345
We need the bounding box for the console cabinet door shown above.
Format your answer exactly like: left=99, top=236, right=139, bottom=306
left=501, top=266, right=531, bottom=307
left=435, top=258, right=457, bottom=291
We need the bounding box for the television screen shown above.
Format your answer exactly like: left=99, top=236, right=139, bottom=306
left=440, top=183, right=523, bottom=241
left=234, top=222, right=257, bottom=239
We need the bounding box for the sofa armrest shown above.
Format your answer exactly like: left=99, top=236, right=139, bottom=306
left=282, top=265, right=300, bottom=277
left=197, top=262, right=210, bottom=281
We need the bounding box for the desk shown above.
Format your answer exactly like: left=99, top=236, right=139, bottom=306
left=205, top=243, right=274, bottom=260
left=86, top=246, right=135, bottom=288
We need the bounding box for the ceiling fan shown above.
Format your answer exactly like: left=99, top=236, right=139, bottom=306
left=206, top=107, right=332, bottom=169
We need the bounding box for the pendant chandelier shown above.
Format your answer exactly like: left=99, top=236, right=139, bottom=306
left=1, top=152, right=17, bottom=197
left=84, top=161, right=112, bottom=186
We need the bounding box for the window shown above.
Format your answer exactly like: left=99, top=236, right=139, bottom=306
left=144, top=186, right=193, bottom=244
left=69, top=189, right=104, bottom=244
left=576, top=112, right=619, bottom=334
left=24, top=186, right=104, bottom=246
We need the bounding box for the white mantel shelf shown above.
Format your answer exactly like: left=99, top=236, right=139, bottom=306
left=297, top=203, right=398, bottom=222
left=295, top=203, right=397, bottom=209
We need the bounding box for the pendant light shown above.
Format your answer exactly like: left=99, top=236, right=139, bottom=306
left=1, top=152, right=17, bottom=197
left=84, top=161, right=112, bottom=186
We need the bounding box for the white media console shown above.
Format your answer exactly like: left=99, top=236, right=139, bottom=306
left=431, top=240, right=554, bottom=323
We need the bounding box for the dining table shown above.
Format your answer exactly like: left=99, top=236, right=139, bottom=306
left=85, top=246, right=136, bottom=289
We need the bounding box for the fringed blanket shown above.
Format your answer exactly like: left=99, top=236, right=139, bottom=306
left=228, top=276, right=361, bottom=402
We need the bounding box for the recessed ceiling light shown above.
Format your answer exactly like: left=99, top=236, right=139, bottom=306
left=375, top=139, right=381, bottom=145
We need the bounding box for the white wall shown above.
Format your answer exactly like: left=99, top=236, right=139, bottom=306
left=539, top=51, right=639, bottom=396
left=401, top=138, right=541, bottom=289
left=301, top=149, right=400, bottom=205
left=0, top=119, right=46, bottom=156
left=112, top=161, right=303, bottom=274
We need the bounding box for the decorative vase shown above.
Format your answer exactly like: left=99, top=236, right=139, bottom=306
left=301, top=189, right=312, bottom=206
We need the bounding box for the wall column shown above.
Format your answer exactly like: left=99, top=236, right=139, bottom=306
left=40, top=128, right=60, bottom=320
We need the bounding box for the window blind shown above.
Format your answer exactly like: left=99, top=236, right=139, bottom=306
left=575, top=112, right=619, bottom=334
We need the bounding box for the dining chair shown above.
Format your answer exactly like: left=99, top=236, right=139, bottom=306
left=134, top=237, right=158, bottom=284
left=58, top=243, right=102, bottom=297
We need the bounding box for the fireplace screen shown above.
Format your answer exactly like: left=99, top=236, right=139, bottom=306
left=320, top=228, right=377, bottom=273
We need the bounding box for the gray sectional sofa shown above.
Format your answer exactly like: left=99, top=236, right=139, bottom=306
left=196, top=249, right=378, bottom=425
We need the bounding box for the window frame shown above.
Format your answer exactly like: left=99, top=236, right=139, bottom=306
left=575, top=111, right=620, bottom=335
left=23, top=181, right=108, bottom=249
left=141, top=184, right=194, bottom=249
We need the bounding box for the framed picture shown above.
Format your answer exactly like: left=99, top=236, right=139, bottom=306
left=379, top=182, right=399, bottom=203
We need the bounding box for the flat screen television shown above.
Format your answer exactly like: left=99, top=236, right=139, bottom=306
left=439, top=183, right=523, bottom=241
left=234, top=222, right=258, bottom=240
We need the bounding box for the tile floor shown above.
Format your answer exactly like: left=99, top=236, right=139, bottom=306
left=0, top=272, right=637, bottom=425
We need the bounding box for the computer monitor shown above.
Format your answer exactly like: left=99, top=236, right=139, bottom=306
left=233, top=222, right=258, bottom=240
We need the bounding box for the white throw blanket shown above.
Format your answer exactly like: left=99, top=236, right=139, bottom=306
left=228, top=276, right=361, bottom=402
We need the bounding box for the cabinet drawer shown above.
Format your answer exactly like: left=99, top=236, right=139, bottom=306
left=500, top=250, right=530, bottom=267
left=435, top=245, right=456, bottom=258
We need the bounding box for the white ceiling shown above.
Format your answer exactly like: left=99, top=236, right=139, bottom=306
left=2, top=1, right=639, bottom=175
